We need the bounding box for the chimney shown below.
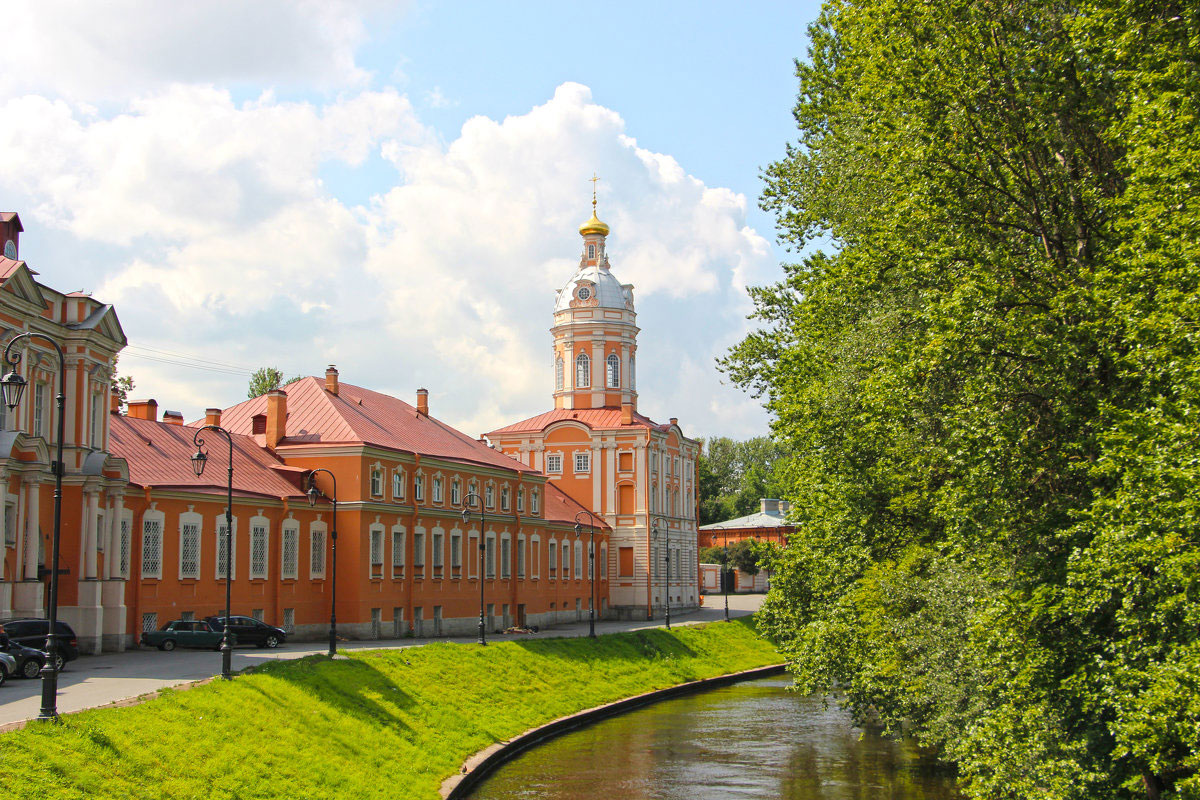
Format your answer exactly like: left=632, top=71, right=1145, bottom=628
left=126, top=399, right=158, bottom=421
left=669, top=417, right=678, bottom=427
left=0, top=212, right=22, bottom=260
left=416, top=388, right=428, bottom=416
left=620, top=401, right=634, bottom=425
left=162, top=410, right=184, bottom=426
left=325, top=365, right=339, bottom=396
left=761, top=498, right=782, bottom=515
left=109, top=385, right=121, bottom=415
left=205, top=408, right=222, bottom=427
left=265, top=389, right=287, bottom=448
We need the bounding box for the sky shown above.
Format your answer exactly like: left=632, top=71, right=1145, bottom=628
left=0, top=0, right=822, bottom=442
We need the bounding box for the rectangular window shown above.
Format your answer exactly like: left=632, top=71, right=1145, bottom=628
left=216, top=518, right=235, bottom=579
left=4, top=502, right=15, bottom=546
left=370, top=469, right=382, bottom=497
left=179, top=521, right=200, bottom=579
left=517, top=537, right=526, bottom=578
left=90, top=393, right=101, bottom=448
left=250, top=523, right=268, bottom=579
left=393, top=471, right=405, bottom=500
left=501, top=537, right=511, bottom=579
left=180, top=610, right=194, bottom=622
left=619, top=546, right=634, bottom=577
left=283, top=608, right=295, bottom=633
left=451, top=532, right=461, bottom=570
left=142, top=612, right=157, bottom=633
left=517, top=491, right=524, bottom=513
left=96, top=512, right=105, bottom=552
left=531, top=490, right=539, bottom=515
left=391, top=529, right=405, bottom=576
left=562, top=540, right=571, bottom=579
left=414, top=475, right=425, bottom=502
left=120, top=515, right=131, bottom=577
left=486, top=535, right=495, bottom=578
left=451, top=480, right=461, bottom=505
left=141, top=517, right=162, bottom=579
left=546, top=454, right=562, bottom=473
left=575, top=540, right=583, bottom=577
left=549, top=541, right=558, bottom=576
left=393, top=607, right=405, bottom=638
left=413, top=531, right=425, bottom=568
left=310, top=527, right=326, bottom=578
left=575, top=452, right=590, bottom=473
left=252, top=608, right=264, bottom=621
left=432, top=477, right=443, bottom=503
left=485, top=485, right=495, bottom=508
left=501, top=487, right=510, bottom=511
left=370, top=529, right=384, bottom=574
left=618, top=452, right=632, bottom=472
left=532, top=539, right=540, bottom=577
left=281, top=526, right=299, bottom=579
left=432, top=531, right=443, bottom=569
left=34, top=383, right=45, bottom=438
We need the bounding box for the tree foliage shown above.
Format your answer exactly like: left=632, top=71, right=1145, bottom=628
left=700, top=540, right=764, bottom=576
left=726, top=2, right=1200, bottom=798
left=697, top=436, right=789, bottom=524
left=247, top=367, right=301, bottom=399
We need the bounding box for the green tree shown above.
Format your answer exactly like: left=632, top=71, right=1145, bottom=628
left=697, top=436, right=789, bottom=524
left=724, top=1, right=1200, bottom=797
left=247, top=367, right=300, bottom=399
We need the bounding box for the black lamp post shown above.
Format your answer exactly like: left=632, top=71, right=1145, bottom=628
left=652, top=518, right=671, bottom=629
left=721, top=528, right=731, bottom=622
left=2, top=333, right=66, bottom=720
left=462, top=492, right=486, bottom=645
left=305, top=469, right=338, bottom=658
left=190, top=425, right=235, bottom=680
left=574, top=511, right=598, bottom=638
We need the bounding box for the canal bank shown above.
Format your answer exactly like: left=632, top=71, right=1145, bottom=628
left=442, top=663, right=788, bottom=798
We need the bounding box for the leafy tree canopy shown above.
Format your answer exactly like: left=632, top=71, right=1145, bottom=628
left=247, top=367, right=301, bottom=399
left=697, top=436, right=789, bottom=525
left=725, top=1, right=1200, bottom=797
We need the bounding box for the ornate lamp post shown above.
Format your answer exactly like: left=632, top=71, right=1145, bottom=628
left=305, top=469, right=338, bottom=658
left=462, top=492, right=486, bottom=645
left=190, top=425, right=235, bottom=679
left=652, top=518, right=671, bottom=629
left=705, top=524, right=733, bottom=622
left=2, top=333, right=66, bottom=720
left=574, top=511, right=598, bottom=638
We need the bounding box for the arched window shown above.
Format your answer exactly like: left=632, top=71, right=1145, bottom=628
left=555, top=356, right=564, bottom=390
left=606, top=354, right=620, bottom=388
left=575, top=353, right=591, bottom=388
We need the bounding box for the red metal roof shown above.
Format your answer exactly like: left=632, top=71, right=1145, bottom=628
left=110, top=414, right=305, bottom=498
left=209, top=377, right=537, bottom=474
left=542, top=482, right=611, bottom=528
left=0, top=257, right=24, bottom=281
left=487, top=406, right=668, bottom=435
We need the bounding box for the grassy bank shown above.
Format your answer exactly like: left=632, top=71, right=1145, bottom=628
left=0, top=620, right=781, bottom=799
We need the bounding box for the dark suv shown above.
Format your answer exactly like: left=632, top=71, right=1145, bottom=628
left=203, top=616, right=286, bottom=648
left=0, top=619, right=79, bottom=671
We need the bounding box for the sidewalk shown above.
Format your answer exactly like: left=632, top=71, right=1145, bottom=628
left=0, top=593, right=765, bottom=728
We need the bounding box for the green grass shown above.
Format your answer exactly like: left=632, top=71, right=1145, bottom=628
left=0, top=619, right=782, bottom=799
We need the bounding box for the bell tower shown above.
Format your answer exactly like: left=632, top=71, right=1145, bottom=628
left=551, top=182, right=639, bottom=412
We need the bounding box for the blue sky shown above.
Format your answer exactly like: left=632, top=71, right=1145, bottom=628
left=0, top=1, right=822, bottom=441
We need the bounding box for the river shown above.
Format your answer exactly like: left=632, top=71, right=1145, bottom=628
left=467, top=676, right=961, bottom=799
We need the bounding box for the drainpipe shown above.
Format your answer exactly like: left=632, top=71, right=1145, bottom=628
left=644, top=428, right=653, bottom=620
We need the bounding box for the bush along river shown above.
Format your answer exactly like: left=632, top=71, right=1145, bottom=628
left=466, top=676, right=960, bottom=799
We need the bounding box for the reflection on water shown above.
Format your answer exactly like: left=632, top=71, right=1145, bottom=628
left=468, top=677, right=960, bottom=800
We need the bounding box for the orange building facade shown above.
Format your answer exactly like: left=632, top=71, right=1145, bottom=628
left=486, top=203, right=700, bottom=620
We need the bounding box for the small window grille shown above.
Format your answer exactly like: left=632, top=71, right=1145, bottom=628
left=283, top=608, right=295, bottom=633
left=310, top=528, right=326, bottom=577
left=432, top=532, right=443, bottom=568
left=180, top=521, right=200, bottom=579
left=250, top=523, right=268, bottom=579
left=142, top=612, right=157, bottom=633
left=574, top=452, right=590, bottom=473
left=501, top=537, right=511, bottom=579
left=141, top=517, right=162, bottom=578
left=413, top=532, right=425, bottom=568
left=282, top=527, right=298, bottom=579
left=546, top=454, right=562, bottom=473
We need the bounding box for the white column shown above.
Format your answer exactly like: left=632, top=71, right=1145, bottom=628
left=591, top=340, right=604, bottom=407
left=24, top=478, right=40, bottom=579
left=83, top=490, right=99, bottom=579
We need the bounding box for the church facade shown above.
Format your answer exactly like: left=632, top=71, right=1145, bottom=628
left=487, top=201, right=700, bottom=620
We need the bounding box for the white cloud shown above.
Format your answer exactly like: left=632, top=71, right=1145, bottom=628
left=2, top=79, right=773, bottom=441
left=0, top=0, right=398, bottom=102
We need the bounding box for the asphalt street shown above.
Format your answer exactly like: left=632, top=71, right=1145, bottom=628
left=0, top=592, right=765, bottom=728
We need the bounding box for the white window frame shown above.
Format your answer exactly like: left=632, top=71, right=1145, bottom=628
left=485, top=483, right=495, bottom=509
left=370, top=525, right=384, bottom=577
left=393, top=470, right=406, bottom=501
left=530, top=534, right=540, bottom=578
left=546, top=454, right=562, bottom=474
left=178, top=511, right=201, bottom=580
left=370, top=467, right=383, bottom=497
left=450, top=530, right=462, bottom=572
left=574, top=451, right=591, bottom=474
left=141, top=510, right=164, bottom=580
left=549, top=539, right=558, bottom=577
left=531, top=489, right=539, bottom=515
left=414, top=472, right=425, bottom=502
left=606, top=353, right=620, bottom=388
left=281, top=521, right=299, bottom=580
left=517, top=535, right=526, bottom=578
left=309, top=522, right=327, bottom=579
left=485, top=532, right=496, bottom=578
left=432, top=475, right=443, bottom=503
left=574, top=539, right=583, bottom=578
left=517, top=490, right=524, bottom=513
left=501, top=486, right=510, bottom=511
left=562, top=538, right=571, bottom=579
left=451, top=479, right=461, bottom=505
left=575, top=353, right=590, bottom=388
left=500, top=534, right=511, bottom=579
left=555, top=356, right=564, bottom=391
left=249, top=516, right=269, bottom=580
left=413, top=527, right=426, bottom=571
left=432, top=527, right=444, bottom=571
left=391, top=525, right=406, bottom=578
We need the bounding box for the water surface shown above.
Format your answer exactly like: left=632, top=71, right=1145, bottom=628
left=469, top=677, right=960, bottom=799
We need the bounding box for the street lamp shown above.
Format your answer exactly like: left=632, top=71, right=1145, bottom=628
left=306, top=469, right=338, bottom=658
left=190, top=424, right=236, bottom=680
left=574, top=511, right=598, bottom=638
left=651, top=518, right=671, bottom=629
left=2, top=333, right=66, bottom=720
left=462, top=492, right=486, bottom=645
left=705, top=524, right=733, bottom=622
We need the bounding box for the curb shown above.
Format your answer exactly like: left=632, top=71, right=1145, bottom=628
left=440, top=662, right=787, bottom=799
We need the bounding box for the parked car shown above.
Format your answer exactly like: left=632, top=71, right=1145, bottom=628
left=0, top=619, right=79, bottom=671
left=204, top=616, right=286, bottom=648
left=140, top=620, right=227, bottom=651
left=0, top=634, right=47, bottom=679
left=0, top=651, right=14, bottom=686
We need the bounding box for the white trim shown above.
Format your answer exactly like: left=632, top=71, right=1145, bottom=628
left=178, top=510, right=202, bottom=580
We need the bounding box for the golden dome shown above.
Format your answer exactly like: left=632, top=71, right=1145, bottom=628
left=579, top=210, right=610, bottom=237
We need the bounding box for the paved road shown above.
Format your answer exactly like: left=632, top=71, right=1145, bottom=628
left=0, top=593, right=765, bottom=728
